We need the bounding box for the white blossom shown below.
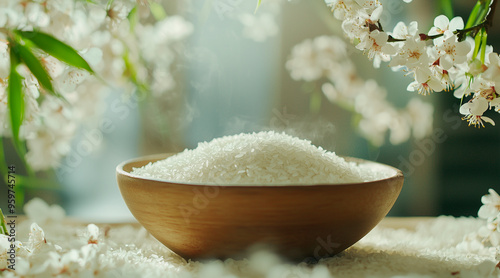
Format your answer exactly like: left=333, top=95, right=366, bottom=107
left=429, top=15, right=464, bottom=37
left=40, top=55, right=65, bottom=79
left=407, top=68, right=445, bottom=95
left=325, top=0, right=359, bottom=21
left=24, top=98, right=77, bottom=170
left=0, top=235, right=10, bottom=269
left=288, top=34, right=433, bottom=146
left=357, top=30, right=395, bottom=68
left=406, top=98, right=434, bottom=140
left=28, top=223, right=46, bottom=252
left=0, top=39, right=9, bottom=78
left=390, top=21, right=418, bottom=40
left=155, top=16, right=194, bottom=44
left=24, top=197, right=66, bottom=224
left=105, top=2, right=132, bottom=31
left=1, top=0, right=193, bottom=170
left=86, top=224, right=100, bottom=244
left=478, top=189, right=500, bottom=223
left=286, top=36, right=348, bottom=82
left=323, top=0, right=500, bottom=128
left=460, top=97, right=495, bottom=127
left=477, top=189, right=500, bottom=246
left=434, top=34, right=471, bottom=70
left=389, top=35, right=428, bottom=69
left=239, top=12, right=279, bottom=42
left=471, top=78, right=496, bottom=101
left=483, top=52, right=500, bottom=85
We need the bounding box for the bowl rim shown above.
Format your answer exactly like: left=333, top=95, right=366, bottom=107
left=116, top=153, right=404, bottom=188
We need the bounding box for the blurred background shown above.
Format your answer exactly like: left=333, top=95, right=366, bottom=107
left=1, top=0, right=499, bottom=222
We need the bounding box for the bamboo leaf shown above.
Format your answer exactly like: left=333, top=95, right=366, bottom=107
left=0, top=209, right=8, bottom=236
left=439, top=0, right=454, bottom=18
left=122, top=50, right=148, bottom=92
left=475, top=0, right=492, bottom=26
left=128, top=6, right=139, bottom=31
left=16, top=31, right=94, bottom=73
left=13, top=41, right=54, bottom=94
left=8, top=48, right=24, bottom=141
left=8, top=47, right=25, bottom=151
left=254, top=0, right=262, bottom=14
left=480, top=27, right=488, bottom=63
left=0, top=138, right=6, bottom=182
left=465, top=1, right=482, bottom=28
left=309, top=91, right=322, bottom=114
left=473, top=29, right=482, bottom=59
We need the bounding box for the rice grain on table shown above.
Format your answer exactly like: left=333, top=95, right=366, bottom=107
left=131, top=131, right=393, bottom=185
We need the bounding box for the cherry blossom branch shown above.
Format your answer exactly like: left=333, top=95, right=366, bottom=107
left=324, top=0, right=500, bottom=127
left=458, top=0, right=496, bottom=40
left=386, top=0, right=497, bottom=43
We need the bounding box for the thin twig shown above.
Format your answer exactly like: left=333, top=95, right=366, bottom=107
left=386, top=0, right=497, bottom=43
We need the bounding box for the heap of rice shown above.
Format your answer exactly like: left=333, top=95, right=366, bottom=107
left=131, top=131, right=393, bottom=185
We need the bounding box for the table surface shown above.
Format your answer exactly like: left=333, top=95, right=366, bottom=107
left=3, top=216, right=499, bottom=278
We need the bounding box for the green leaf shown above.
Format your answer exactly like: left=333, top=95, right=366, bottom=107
left=472, top=29, right=482, bottom=59
left=128, top=6, right=139, bottom=31
left=254, top=0, right=262, bottom=14
left=13, top=41, right=54, bottom=94
left=0, top=138, right=6, bottom=181
left=465, top=1, right=481, bottom=28
left=309, top=91, right=322, bottom=114
left=8, top=47, right=25, bottom=149
left=150, top=2, right=167, bottom=21
left=476, top=0, right=492, bottom=26
left=439, top=0, right=454, bottom=18
left=16, top=31, right=94, bottom=73
left=480, top=27, right=488, bottom=63
left=0, top=208, right=8, bottom=236
left=122, top=50, right=149, bottom=93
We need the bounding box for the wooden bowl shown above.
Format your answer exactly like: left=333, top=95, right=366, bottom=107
left=116, top=154, right=403, bottom=261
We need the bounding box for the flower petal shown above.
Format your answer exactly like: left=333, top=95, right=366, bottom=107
left=482, top=116, right=495, bottom=126
left=470, top=97, right=489, bottom=115
left=434, top=15, right=449, bottom=30
left=459, top=102, right=471, bottom=115
left=478, top=205, right=497, bottom=219
left=449, top=16, right=464, bottom=31
left=427, top=78, right=445, bottom=92
left=371, top=6, right=383, bottom=21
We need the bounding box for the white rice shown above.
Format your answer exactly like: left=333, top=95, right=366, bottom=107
left=131, top=131, right=395, bottom=185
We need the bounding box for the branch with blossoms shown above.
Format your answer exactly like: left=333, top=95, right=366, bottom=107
left=0, top=0, right=193, bottom=206
left=286, top=35, right=433, bottom=146
left=325, top=0, right=500, bottom=128
left=0, top=29, right=94, bottom=168
left=387, top=0, right=497, bottom=43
